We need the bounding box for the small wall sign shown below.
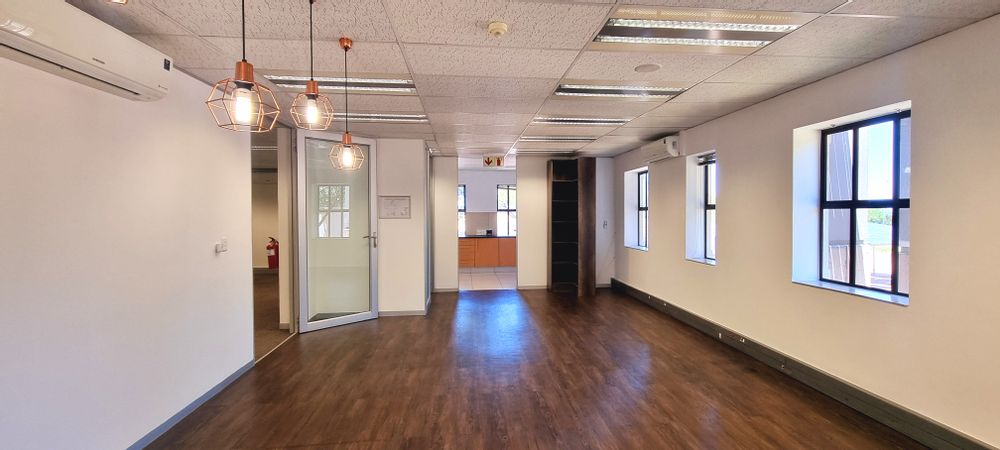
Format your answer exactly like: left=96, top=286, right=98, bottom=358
left=482, top=155, right=505, bottom=168
left=378, top=196, right=411, bottom=219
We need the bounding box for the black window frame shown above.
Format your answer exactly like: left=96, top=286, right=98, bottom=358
left=819, top=110, right=910, bottom=296
left=637, top=170, right=648, bottom=248
left=497, top=184, right=516, bottom=237
left=700, top=155, right=717, bottom=261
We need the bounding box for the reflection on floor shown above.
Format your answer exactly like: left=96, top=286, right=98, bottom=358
left=150, top=289, right=920, bottom=449
left=253, top=271, right=289, bottom=360
left=459, top=266, right=516, bottom=291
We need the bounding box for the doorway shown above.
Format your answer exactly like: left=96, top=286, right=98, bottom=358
left=296, top=131, right=378, bottom=332
left=458, top=159, right=517, bottom=291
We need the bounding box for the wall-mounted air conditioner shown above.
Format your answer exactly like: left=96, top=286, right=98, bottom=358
left=0, top=0, right=172, bottom=101
left=640, top=135, right=681, bottom=163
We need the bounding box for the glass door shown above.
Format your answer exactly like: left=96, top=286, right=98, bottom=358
left=296, top=130, right=377, bottom=332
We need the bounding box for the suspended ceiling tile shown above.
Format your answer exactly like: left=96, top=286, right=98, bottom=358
left=203, top=38, right=411, bottom=73
left=330, top=122, right=435, bottom=137
left=383, top=0, right=612, bottom=49
left=834, top=0, right=1000, bottom=19
left=615, top=0, right=845, bottom=13
left=432, top=124, right=530, bottom=135
left=515, top=141, right=588, bottom=150
left=144, top=0, right=397, bottom=41
left=645, top=101, right=753, bottom=117
left=403, top=44, right=579, bottom=78
left=522, top=125, right=618, bottom=137
left=455, top=143, right=514, bottom=152
left=537, top=98, right=666, bottom=117
left=566, top=51, right=743, bottom=82
left=606, top=127, right=683, bottom=138
left=325, top=95, right=424, bottom=113
left=670, top=82, right=799, bottom=103
left=421, top=97, right=545, bottom=115
left=427, top=113, right=535, bottom=127
left=435, top=134, right=522, bottom=145
left=413, top=75, right=559, bottom=99
left=622, top=115, right=710, bottom=128
left=708, top=55, right=871, bottom=85
left=67, top=0, right=189, bottom=35
left=758, top=15, right=977, bottom=59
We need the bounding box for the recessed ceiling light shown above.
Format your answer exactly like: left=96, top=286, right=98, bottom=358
left=634, top=63, right=661, bottom=73
left=106, top=0, right=128, bottom=4
left=264, top=75, right=417, bottom=94
left=595, top=16, right=797, bottom=48
left=333, top=113, right=428, bottom=123
left=514, top=149, right=578, bottom=155
left=554, top=84, right=685, bottom=99
left=532, top=117, right=629, bottom=126
left=607, top=18, right=798, bottom=33
left=595, top=35, right=771, bottom=48
left=519, top=136, right=596, bottom=143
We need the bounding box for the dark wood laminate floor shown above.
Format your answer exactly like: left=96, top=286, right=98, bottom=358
left=254, top=272, right=289, bottom=360
left=152, top=289, right=923, bottom=449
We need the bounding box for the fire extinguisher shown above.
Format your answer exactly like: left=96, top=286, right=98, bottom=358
left=266, top=237, right=279, bottom=269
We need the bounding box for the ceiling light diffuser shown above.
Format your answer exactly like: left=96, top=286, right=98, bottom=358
left=532, top=117, right=629, bottom=126
left=265, top=75, right=417, bottom=94
left=594, top=35, right=770, bottom=47
left=333, top=113, right=429, bottom=123
left=607, top=18, right=798, bottom=33
left=555, top=84, right=685, bottom=99
left=595, top=14, right=798, bottom=49
left=290, top=0, right=334, bottom=131
left=519, top=136, right=596, bottom=143
left=206, top=0, right=280, bottom=132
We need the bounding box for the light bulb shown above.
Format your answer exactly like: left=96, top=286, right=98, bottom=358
left=305, top=98, right=320, bottom=125
left=340, top=146, right=355, bottom=167
left=232, top=87, right=254, bottom=125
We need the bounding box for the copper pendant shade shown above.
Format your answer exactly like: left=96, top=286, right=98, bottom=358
left=290, top=0, right=335, bottom=130
left=206, top=0, right=280, bottom=132
left=330, top=37, right=365, bottom=171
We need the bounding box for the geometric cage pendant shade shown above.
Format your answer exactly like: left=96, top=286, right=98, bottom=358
left=329, top=132, right=365, bottom=171
left=206, top=60, right=281, bottom=133
left=290, top=80, right=335, bottom=131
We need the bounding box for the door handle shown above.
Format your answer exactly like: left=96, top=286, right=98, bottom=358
left=363, top=232, right=377, bottom=248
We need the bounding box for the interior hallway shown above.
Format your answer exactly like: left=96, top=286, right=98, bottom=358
left=459, top=266, right=517, bottom=291
left=253, top=271, right=287, bottom=360
left=149, top=289, right=921, bottom=449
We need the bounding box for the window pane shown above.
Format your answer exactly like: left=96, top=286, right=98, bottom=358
left=900, top=117, right=911, bottom=199
left=638, top=172, right=648, bottom=208
left=706, top=163, right=717, bottom=205
left=638, top=210, right=647, bottom=248
left=458, top=185, right=465, bottom=210
left=706, top=209, right=716, bottom=260
left=498, top=186, right=508, bottom=210
left=509, top=211, right=517, bottom=237
left=855, top=208, right=893, bottom=291
left=340, top=186, right=350, bottom=209
left=497, top=212, right=509, bottom=236
left=458, top=212, right=466, bottom=236
left=822, top=208, right=851, bottom=282
left=858, top=121, right=894, bottom=200
left=508, top=186, right=516, bottom=209
left=318, top=212, right=330, bottom=237
left=898, top=208, right=910, bottom=294
left=825, top=130, right=853, bottom=201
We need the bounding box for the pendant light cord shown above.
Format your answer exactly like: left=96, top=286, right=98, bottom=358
left=344, top=46, right=349, bottom=133
left=241, top=0, right=246, bottom=61
left=308, top=0, right=314, bottom=79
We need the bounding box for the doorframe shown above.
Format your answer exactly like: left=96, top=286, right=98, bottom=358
left=294, top=130, right=379, bottom=333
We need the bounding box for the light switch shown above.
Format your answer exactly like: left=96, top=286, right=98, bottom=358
left=215, top=237, right=229, bottom=254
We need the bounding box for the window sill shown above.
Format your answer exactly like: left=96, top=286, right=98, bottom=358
left=625, top=245, right=648, bottom=252
left=686, top=257, right=717, bottom=266
left=792, top=279, right=909, bottom=306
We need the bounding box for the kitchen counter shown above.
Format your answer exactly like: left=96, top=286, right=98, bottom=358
left=460, top=237, right=516, bottom=267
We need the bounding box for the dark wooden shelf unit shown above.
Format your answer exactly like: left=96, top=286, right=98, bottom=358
left=547, top=158, right=596, bottom=297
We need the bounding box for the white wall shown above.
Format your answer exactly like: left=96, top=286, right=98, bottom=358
left=376, top=139, right=429, bottom=313
left=516, top=156, right=549, bottom=288
left=432, top=157, right=459, bottom=291
left=276, top=128, right=293, bottom=327
left=458, top=169, right=517, bottom=212
left=251, top=175, right=278, bottom=268
left=595, top=158, right=615, bottom=287
left=613, top=17, right=1000, bottom=446
left=0, top=58, right=252, bottom=449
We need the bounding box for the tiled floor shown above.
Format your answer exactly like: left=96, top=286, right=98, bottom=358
left=459, top=266, right=516, bottom=291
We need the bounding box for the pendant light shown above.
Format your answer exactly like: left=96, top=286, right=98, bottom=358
left=290, top=0, right=334, bottom=130
left=329, top=37, right=365, bottom=171
left=206, top=0, right=280, bottom=133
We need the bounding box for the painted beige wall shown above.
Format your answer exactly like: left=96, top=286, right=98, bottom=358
left=595, top=157, right=616, bottom=286
left=0, top=58, right=252, bottom=448
left=614, top=16, right=1000, bottom=446
left=432, top=156, right=459, bottom=291
left=251, top=177, right=278, bottom=268
left=516, top=156, right=550, bottom=288
left=376, top=139, right=429, bottom=313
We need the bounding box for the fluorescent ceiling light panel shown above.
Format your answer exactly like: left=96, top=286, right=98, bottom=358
left=596, top=15, right=795, bottom=48
left=532, top=117, right=629, bottom=126
left=554, top=84, right=685, bottom=99
left=607, top=18, right=798, bottom=33
left=265, top=75, right=417, bottom=94
left=519, top=136, right=596, bottom=143
left=333, top=113, right=428, bottom=123
left=594, top=35, right=770, bottom=47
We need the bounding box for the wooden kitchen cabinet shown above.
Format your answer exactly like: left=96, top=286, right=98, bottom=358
left=474, top=238, right=500, bottom=267
left=460, top=237, right=517, bottom=268
left=459, top=239, right=476, bottom=268
left=498, top=238, right=516, bottom=267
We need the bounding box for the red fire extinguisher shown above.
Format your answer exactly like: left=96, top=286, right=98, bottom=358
left=266, top=237, right=279, bottom=269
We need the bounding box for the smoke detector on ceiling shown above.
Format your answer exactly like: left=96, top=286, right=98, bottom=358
left=487, top=21, right=509, bottom=38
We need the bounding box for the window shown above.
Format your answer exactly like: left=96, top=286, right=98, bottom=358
left=497, top=184, right=516, bottom=237
left=317, top=184, right=350, bottom=238
left=701, top=155, right=717, bottom=260
left=820, top=111, right=910, bottom=295
left=458, top=184, right=466, bottom=236
left=637, top=170, right=648, bottom=248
